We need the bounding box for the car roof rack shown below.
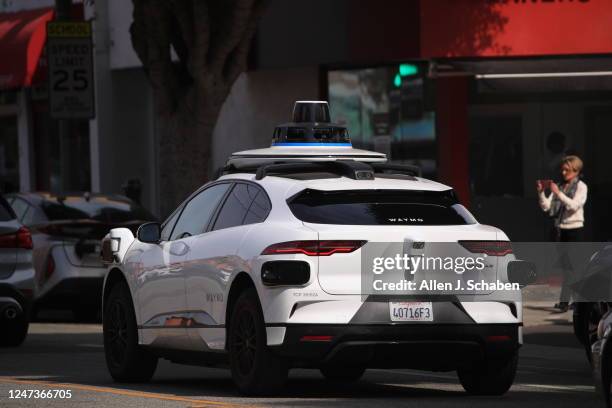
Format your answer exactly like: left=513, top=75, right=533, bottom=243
left=255, top=160, right=375, bottom=181
left=370, top=163, right=422, bottom=178
left=214, top=160, right=421, bottom=181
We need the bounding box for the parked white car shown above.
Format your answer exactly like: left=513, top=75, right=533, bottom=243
left=7, top=192, right=156, bottom=321
left=0, top=193, right=34, bottom=346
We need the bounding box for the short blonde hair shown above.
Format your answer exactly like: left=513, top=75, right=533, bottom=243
left=561, top=155, right=583, bottom=173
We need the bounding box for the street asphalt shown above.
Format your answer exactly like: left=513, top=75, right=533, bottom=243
left=0, top=298, right=604, bottom=408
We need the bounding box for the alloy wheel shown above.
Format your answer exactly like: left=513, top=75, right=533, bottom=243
left=106, top=300, right=128, bottom=366
left=232, top=310, right=257, bottom=376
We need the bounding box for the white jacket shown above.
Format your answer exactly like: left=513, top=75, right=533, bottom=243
left=538, top=180, right=588, bottom=229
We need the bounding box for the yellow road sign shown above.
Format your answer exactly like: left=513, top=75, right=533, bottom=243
left=47, top=21, right=91, bottom=38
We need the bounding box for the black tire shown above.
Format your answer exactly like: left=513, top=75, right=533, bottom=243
left=573, top=302, right=605, bottom=364
left=0, top=315, right=29, bottom=347
left=320, top=365, right=365, bottom=382
left=103, top=281, right=157, bottom=382
left=600, top=345, right=612, bottom=408
left=457, top=351, right=518, bottom=396
left=228, top=288, right=288, bottom=395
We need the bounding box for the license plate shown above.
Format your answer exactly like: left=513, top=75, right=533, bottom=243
left=389, top=302, right=433, bottom=322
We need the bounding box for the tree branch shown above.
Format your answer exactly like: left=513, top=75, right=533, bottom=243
left=130, top=0, right=179, bottom=114
left=168, top=0, right=195, bottom=75
left=208, top=0, right=258, bottom=78
left=190, top=1, right=211, bottom=75
left=224, top=0, right=266, bottom=85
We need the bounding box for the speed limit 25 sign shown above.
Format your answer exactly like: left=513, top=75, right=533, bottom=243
left=46, top=21, right=95, bottom=119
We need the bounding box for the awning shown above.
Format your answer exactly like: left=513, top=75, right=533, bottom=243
left=0, top=7, right=54, bottom=90
left=435, top=57, right=612, bottom=93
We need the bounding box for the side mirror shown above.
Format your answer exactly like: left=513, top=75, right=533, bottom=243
left=507, top=260, right=537, bottom=288
left=137, top=222, right=161, bottom=243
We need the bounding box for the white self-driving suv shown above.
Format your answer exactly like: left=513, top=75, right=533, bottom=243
left=101, top=159, right=533, bottom=396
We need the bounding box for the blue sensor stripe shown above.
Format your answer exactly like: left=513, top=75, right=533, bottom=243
left=272, top=142, right=352, bottom=146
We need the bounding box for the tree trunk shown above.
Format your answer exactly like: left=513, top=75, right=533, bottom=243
left=129, top=0, right=268, bottom=217
left=157, top=86, right=227, bottom=217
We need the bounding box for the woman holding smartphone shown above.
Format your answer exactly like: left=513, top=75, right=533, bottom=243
left=537, top=155, right=588, bottom=312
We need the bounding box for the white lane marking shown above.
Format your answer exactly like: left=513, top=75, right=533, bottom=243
left=519, top=384, right=594, bottom=393
left=520, top=364, right=589, bottom=373
left=370, top=369, right=455, bottom=380
left=372, top=370, right=594, bottom=394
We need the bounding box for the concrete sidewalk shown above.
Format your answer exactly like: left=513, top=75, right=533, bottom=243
left=522, top=284, right=580, bottom=349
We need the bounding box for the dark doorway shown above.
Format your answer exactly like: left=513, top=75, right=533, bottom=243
left=585, top=106, right=612, bottom=242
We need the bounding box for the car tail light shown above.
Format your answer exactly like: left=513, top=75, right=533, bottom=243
left=486, top=335, right=511, bottom=342
left=0, top=227, right=33, bottom=249
left=261, top=240, right=366, bottom=256
left=17, top=227, right=33, bottom=249
left=300, top=335, right=334, bottom=342
left=459, top=240, right=513, bottom=256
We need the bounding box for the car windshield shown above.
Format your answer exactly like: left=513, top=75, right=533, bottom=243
left=288, top=189, right=477, bottom=226
left=40, top=196, right=156, bottom=224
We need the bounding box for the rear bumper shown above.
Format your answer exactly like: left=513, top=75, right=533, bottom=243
left=35, top=277, right=103, bottom=309
left=270, top=323, right=520, bottom=370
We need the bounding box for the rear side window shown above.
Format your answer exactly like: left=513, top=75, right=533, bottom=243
left=9, top=197, right=28, bottom=221
left=213, top=183, right=270, bottom=230
left=288, top=189, right=477, bottom=226
left=0, top=195, right=15, bottom=221
left=243, top=185, right=271, bottom=225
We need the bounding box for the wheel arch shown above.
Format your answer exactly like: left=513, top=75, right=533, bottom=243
left=599, top=334, right=612, bottom=406
left=225, top=272, right=257, bottom=350
left=102, top=268, right=130, bottom=317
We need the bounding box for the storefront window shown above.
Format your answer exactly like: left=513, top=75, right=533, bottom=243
left=327, top=63, right=436, bottom=178
left=32, top=100, right=90, bottom=192
left=469, top=115, right=523, bottom=197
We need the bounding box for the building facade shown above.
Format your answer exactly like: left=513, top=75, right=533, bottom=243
left=1, top=0, right=611, bottom=241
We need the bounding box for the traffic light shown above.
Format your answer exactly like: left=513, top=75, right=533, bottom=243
left=399, top=63, right=418, bottom=77
left=393, top=63, right=419, bottom=88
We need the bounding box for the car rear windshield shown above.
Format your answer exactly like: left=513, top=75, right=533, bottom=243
left=0, top=195, right=15, bottom=221
left=288, top=189, right=477, bottom=225
left=41, top=196, right=156, bottom=223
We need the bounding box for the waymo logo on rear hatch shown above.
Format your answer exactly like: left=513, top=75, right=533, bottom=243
left=388, top=218, right=424, bottom=223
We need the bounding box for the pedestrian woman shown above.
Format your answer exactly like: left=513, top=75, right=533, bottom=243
left=537, top=155, right=588, bottom=312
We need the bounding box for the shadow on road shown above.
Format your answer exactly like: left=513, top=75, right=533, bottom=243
left=0, top=328, right=600, bottom=406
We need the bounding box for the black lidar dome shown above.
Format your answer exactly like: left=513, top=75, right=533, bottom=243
left=272, top=101, right=351, bottom=145
left=292, top=101, right=331, bottom=123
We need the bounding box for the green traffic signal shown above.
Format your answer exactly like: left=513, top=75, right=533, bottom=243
left=399, top=63, right=419, bottom=77
left=394, top=74, right=402, bottom=88
left=394, top=63, right=419, bottom=88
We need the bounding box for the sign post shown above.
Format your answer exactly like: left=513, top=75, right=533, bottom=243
left=47, top=21, right=95, bottom=119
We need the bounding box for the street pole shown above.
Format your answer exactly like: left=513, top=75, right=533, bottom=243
left=54, top=0, right=72, bottom=192
left=54, top=0, right=71, bottom=19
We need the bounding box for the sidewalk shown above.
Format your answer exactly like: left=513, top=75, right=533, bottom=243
left=522, top=285, right=580, bottom=348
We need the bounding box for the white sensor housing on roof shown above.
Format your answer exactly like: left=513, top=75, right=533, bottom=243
left=225, top=101, right=387, bottom=169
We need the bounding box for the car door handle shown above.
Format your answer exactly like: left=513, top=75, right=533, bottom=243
left=170, top=241, right=190, bottom=256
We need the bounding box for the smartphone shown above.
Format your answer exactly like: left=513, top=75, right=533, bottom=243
left=538, top=179, right=553, bottom=189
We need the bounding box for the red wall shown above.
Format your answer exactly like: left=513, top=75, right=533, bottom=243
left=421, top=0, right=612, bottom=58
left=435, top=77, right=470, bottom=207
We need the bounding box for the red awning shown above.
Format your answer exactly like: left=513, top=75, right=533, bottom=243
left=0, top=7, right=54, bottom=90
